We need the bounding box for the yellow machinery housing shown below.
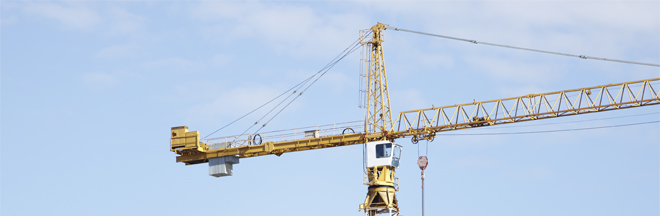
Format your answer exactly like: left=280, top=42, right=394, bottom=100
left=170, top=126, right=207, bottom=154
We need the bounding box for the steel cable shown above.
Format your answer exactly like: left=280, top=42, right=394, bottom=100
left=206, top=31, right=372, bottom=138
left=253, top=42, right=363, bottom=135
left=387, top=25, right=660, bottom=67
left=205, top=77, right=312, bottom=138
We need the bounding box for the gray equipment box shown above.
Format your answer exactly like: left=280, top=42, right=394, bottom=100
left=304, top=130, right=319, bottom=139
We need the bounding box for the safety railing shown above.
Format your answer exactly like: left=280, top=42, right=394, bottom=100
left=204, top=120, right=364, bottom=147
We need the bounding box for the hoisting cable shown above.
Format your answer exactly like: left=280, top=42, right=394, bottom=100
left=417, top=140, right=429, bottom=216
left=426, top=139, right=429, bottom=156
left=385, top=25, right=660, bottom=67
left=437, top=120, right=659, bottom=136
left=417, top=137, right=420, bottom=155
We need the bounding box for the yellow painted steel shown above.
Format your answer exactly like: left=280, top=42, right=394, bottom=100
left=359, top=166, right=400, bottom=215
left=170, top=126, right=207, bottom=154
left=359, top=185, right=399, bottom=216
left=172, top=77, right=659, bottom=168
left=391, top=78, right=660, bottom=141
left=171, top=79, right=659, bottom=165
left=364, top=166, right=398, bottom=187
left=362, top=23, right=394, bottom=136
left=358, top=24, right=399, bottom=215
left=174, top=132, right=384, bottom=165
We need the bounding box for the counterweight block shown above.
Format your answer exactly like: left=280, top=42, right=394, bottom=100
left=209, top=156, right=239, bottom=177
left=208, top=142, right=240, bottom=177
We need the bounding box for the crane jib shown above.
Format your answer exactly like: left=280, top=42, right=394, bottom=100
left=172, top=77, right=660, bottom=163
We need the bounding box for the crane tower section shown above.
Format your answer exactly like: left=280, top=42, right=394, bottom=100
left=360, top=141, right=402, bottom=216
left=359, top=23, right=400, bottom=216
left=362, top=23, right=394, bottom=136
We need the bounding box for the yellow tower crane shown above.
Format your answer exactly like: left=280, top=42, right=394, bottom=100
left=169, top=23, right=660, bottom=216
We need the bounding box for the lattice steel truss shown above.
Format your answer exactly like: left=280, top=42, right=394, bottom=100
left=391, top=78, right=660, bottom=141
left=362, top=23, right=394, bottom=136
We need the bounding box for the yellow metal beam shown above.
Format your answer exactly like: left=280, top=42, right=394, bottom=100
left=172, top=77, right=659, bottom=164
left=176, top=132, right=383, bottom=165
left=392, top=78, right=660, bottom=141
left=363, top=22, right=394, bottom=135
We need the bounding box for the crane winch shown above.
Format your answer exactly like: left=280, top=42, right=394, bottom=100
left=170, top=23, right=660, bottom=216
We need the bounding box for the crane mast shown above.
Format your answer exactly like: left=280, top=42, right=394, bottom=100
left=363, top=23, right=394, bottom=135
left=169, top=23, right=660, bottom=215
left=360, top=23, right=399, bottom=216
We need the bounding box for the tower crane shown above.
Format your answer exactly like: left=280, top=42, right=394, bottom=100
left=169, top=23, right=660, bottom=216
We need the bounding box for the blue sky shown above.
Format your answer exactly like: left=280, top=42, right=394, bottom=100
left=1, top=1, right=659, bottom=216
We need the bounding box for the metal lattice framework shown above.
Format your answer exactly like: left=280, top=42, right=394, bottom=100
left=391, top=78, right=660, bottom=141
left=173, top=78, right=660, bottom=164
left=362, top=23, right=394, bottom=135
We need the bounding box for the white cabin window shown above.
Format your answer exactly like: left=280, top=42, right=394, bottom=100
left=376, top=143, right=392, bottom=158
left=392, top=146, right=401, bottom=167
left=393, top=146, right=401, bottom=159
left=366, top=141, right=402, bottom=168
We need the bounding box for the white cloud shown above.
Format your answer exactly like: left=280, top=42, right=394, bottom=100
left=419, top=52, right=454, bottom=69
left=1, top=14, right=18, bottom=25
left=496, top=85, right=546, bottom=99
left=451, top=155, right=503, bottom=171
left=186, top=85, right=304, bottom=129
left=189, top=2, right=370, bottom=58
left=210, top=54, right=232, bottom=67
left=390, top=88, right=429, bottom=112
left=105, top=7, right=145, bottom=36
left=82, top=72, right=117, bottom=89
left=500, top=166, right=554, bottom=181
left=21, top=3, right=147, bottom=38
left=469, top=54, right=560, bottom=84
left=316, top=71, right=352, bottom=94
left=24, top=2, right=100, bottom=29
left=141, top=54, right=232, bottom=72
left=142, top=57, right=198, bottom=71
left=371, top=1, right=658, bottom=77
left=96, top=44, right=139, bottom=58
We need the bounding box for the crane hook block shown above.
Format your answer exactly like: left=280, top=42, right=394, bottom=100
left=417, top=156, right=428, bottom=170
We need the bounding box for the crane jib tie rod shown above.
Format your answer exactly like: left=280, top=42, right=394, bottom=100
left=386, top=25, right=660, bottom=67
